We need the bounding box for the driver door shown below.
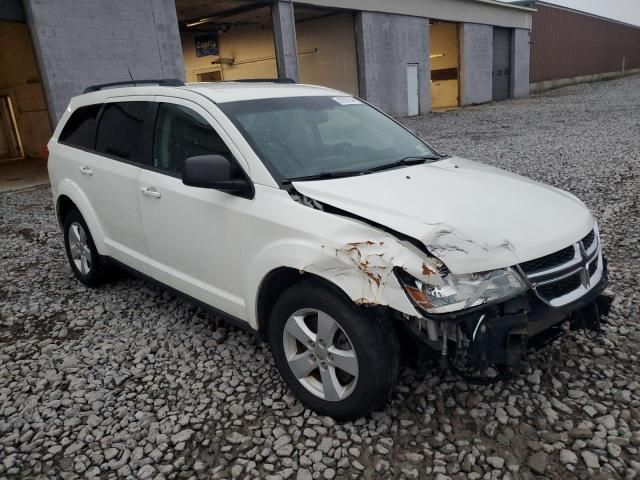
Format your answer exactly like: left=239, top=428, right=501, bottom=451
left=137, top=97, right=253, bottom=320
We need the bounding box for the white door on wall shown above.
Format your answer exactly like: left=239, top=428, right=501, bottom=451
left=406, top=64, right=419, bottom=116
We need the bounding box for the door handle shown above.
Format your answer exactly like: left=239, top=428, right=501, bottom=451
left=79, top=166, right=93, bottom=176
left=140, top=186, right=161, bottom=198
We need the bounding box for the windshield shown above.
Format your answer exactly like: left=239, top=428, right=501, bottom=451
left=219, top=96, right=439, bottom=182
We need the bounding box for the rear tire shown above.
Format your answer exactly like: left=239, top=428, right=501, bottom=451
left=63, top=209, right=109, bottom=287
left=268, top=280, right=400, bottom=420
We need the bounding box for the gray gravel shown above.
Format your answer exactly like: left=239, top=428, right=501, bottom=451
left=1, top=75, right=640, bottom=479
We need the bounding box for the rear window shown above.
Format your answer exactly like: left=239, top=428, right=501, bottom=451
left=95, top=102, right=148, bottom=162
left=59, top=104, right=101, bottom=149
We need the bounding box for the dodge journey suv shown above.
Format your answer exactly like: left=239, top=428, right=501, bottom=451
left=48, top=79, right=608, bottom=420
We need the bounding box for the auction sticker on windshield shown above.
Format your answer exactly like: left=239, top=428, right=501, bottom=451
left=332, top=96, right=362, bottom=105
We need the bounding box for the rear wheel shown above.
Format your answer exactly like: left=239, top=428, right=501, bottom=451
left=268, top=281, right=400, bottom=420
left=63, top=209, right=109, bottom=287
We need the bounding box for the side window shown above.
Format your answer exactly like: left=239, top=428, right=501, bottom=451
left=95, top=102, right=148, bottom=162
left=59, top=104, right=101, bottom=149
left=152, top=103, right=231, bottom=175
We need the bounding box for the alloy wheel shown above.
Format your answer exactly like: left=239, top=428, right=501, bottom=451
left=282, top=308, right=359, bottom=401
left=68, top=222, right=92, bottom=275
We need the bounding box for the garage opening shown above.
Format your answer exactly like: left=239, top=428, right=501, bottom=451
left=0, top=21, right=50, bottom=161
left=492, top=27, right=512, bottom=101
left=177, top=1, right=277, bottom=83
left=429, top=21, right=460, bottom=110
left=176, top=1, right=358, bottom=95
left=296, top=10, right=358, bottom=96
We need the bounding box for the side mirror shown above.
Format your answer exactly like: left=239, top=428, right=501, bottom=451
left=182, top=155, right=253, bottom=198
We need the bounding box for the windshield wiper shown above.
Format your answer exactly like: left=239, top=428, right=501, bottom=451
left=283, top=155, right=438, bottom=184
left=361, top=155, right=435, bottom=174
left=283, top=170, right=364, bottom=183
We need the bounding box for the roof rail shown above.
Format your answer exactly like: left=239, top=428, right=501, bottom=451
left=232, top=78, right=297, bottom=84
left=83, top=78, right=184, bottom=94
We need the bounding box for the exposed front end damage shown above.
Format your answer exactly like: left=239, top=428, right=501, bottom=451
left=391, top=226, right=612, bottom=383
left=290, top=187, right=611, bottom=384
left=396, top=276, right=611, bottom=383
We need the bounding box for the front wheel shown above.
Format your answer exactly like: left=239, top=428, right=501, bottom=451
left=268, top=281, right=400, bottom=420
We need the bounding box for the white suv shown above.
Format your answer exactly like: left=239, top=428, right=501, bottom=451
left=48, top=79, right=608, bottom=420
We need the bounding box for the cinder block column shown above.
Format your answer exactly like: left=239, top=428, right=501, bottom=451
left=23, top=0, right=184, bottom=124
left=460, top=23, right=493, bottom=105
left=511, top=28, right=530, bottom=98
left=272, top=0, right=299, bottom=82
left=355, top=12, right=430, bottom=116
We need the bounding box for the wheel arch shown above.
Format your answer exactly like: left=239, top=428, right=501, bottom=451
left=56, top=195, right=77, bottom=226
left=255, top=267, right=355, bottom=341
left=54, top=179, right=107, bottom=254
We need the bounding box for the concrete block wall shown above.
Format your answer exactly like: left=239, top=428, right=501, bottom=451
left=23, top=0, right=184, bottom=124
left=355, top=12, right=430, bottom=116
left=460, top=23, right=493, bottom=105
left=511, top=28, right=530, bottom=98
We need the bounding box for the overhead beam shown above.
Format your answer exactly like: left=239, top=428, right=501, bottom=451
left=184, top=0, right=272, bottom=27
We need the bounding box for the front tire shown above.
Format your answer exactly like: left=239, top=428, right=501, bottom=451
left=63, top=209, right=109, bottom=287
left=268, top=281, right=400, bottom=420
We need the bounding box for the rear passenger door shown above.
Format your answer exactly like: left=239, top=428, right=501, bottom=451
left=138, top=97, right=252, bottom=319
left=80, top=98, right=153, bottom=267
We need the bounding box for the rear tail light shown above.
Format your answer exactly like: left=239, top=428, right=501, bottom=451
left=42, top=145, right=49, bottom=162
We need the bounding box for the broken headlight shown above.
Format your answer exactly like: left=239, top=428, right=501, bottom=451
left=396, top=263, right=527, bottom=315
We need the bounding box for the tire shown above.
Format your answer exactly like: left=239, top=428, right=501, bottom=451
left=268, top=280, right=400, bottom=420
left=63, top=209, right=109, bottom=287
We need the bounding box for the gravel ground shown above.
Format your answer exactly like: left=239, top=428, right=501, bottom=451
left=1, top=75, right=639, bottom=480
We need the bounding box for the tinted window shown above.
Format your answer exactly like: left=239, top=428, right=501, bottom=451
left=96, top=102, right=148, bottom=162
left=153, top=103, right=231, bottom=175
left=59, top=105, right=101, bottom=149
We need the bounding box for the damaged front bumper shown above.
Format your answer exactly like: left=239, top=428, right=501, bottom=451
left=397, top=252, right=610, bottom=381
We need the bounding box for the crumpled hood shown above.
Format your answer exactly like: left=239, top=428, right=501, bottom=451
left=293, top=157, right=594, bottom=274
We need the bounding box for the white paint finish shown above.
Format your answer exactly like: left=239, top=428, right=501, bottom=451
left=294, top=0, right=533, bottom=29
left=293, top=157, right=594, bottom=275
left=49, top=84, right=597, bottom=333
left=185, top=82, right=344, bottom=103
left=406, top=64, right=419, bottom=116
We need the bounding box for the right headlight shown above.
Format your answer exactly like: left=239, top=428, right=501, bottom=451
left=395, top=261, right=528, bottom=315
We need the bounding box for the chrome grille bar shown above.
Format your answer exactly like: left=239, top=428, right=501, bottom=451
left=519, top=224, right=603, bottom=308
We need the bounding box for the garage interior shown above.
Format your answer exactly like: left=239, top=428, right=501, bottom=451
left=429, top=21, right=460, bottom=110
left=0, top=20, right=51, bottom=190
left=0, top=21, right=50, bottom=161
left=176, top=0, right=359, bottom=96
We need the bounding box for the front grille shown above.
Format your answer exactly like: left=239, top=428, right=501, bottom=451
left=520, top=245, right=575, bottom=275
left=581, top=230, right=595, bottom=251
left=537, top=273, right=582, bottom=301
left=518, top=226, right=602, bottom=307
left=588, top=259, right=597, bottom=276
